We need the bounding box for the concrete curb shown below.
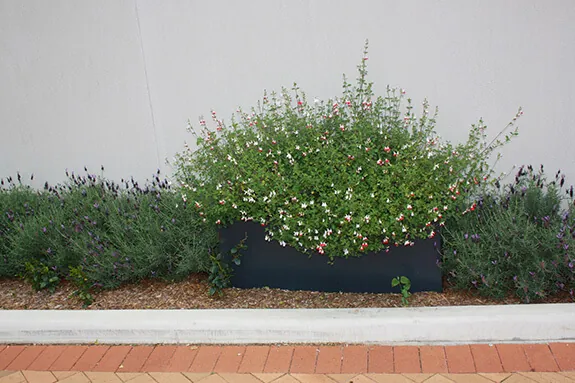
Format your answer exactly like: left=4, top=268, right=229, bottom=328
left=1, top=304, right=574, bottom=345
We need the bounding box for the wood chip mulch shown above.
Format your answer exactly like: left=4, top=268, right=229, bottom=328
left=0, top=274, right=572, bottom=310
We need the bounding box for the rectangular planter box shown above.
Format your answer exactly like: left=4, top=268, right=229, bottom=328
left=219, top=222, right=442, bottom=293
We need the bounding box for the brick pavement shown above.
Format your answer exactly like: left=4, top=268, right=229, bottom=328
left=0, top=343, right=574, bottom=382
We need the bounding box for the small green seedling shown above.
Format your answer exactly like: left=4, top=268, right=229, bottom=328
left=208, top=233, right=248, bottom=297
left=391, top=275, right=412, bottom=306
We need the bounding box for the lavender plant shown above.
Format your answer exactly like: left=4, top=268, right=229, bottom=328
left=441, top=165, right=575, bottom=302
left=175, top=41, right=520, bottom=259
left=0, top=168, right=217, bottom=298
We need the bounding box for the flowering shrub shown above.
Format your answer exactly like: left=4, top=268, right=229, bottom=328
left=176, top=42, right=520, bottom=259
left=441, top=166, right=575, bottom=302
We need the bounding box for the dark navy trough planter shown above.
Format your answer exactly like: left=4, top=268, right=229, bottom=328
left=219, top=221, right=442, bottom=293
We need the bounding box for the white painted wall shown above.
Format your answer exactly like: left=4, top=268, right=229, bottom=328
left=1, top=0, right=574, bottom=186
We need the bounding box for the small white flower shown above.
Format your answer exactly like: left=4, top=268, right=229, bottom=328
left=279, top=241, right=286, bottom=247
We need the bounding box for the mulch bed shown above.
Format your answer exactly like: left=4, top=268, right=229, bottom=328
left=1, top=273, right=572, bottom=310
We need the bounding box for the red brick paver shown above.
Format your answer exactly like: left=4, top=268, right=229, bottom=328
left=470, top=344, right=503, bottom=373
left=341, top=345, right=367, bottom=374
left=368, top=345, right=393, bottom=373
left=71, top=345, right=109, bottom=371
left=93, top=345, right=131, bottom=372
left=394, top=346, right=421, bottom=373
left=419, top=346, right=447, bottom=373
left=5, top=346, right=46, bottom=370
left=263, top=346, right=293, bottom=373
left=496, top=344, right=531, bottom=372
left=49, top=346, right=87, bottom=371
left=167, top=346, right=198, bottom=372
left=141, top=345, right=177, bottom=372
left=289, top=346, right=317, bottom=373
left=212, top=346, right=245, bottom=373
left=27, top=346, right=67, bottom=371
left=237, top=346, right=269, bottom=373
left=188, top=346, right=221, bottom=373
left=445, top=345, right=475, bottom=373
left=549, top=343, right=575, bottom=371
left=0, top=345, right=26, bottom=370
left=119, top=346, right=154, bottom=373
left=522, top=344, right=559, bottom=372
left=315, top=346, right=341, bottom=374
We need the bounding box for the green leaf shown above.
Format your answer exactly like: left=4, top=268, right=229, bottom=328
left=400, top=276, right=410, bottom=284
left=391, top=278, right=399, bottom=287
left=232, top=258, right=241, bottom=266
left=230, top=248, right=238, bottom=254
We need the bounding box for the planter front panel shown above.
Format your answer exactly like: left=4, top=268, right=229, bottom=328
left=220, top=222, right=442, bottom=293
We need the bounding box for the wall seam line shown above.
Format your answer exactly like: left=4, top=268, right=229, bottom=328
left=134, top=0, right=162, bottom=170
